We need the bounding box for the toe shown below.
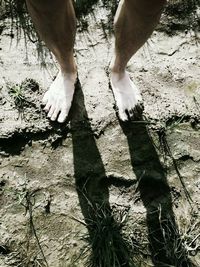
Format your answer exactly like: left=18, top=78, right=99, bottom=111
left=44, top=101, right=52, bottom=113
left=125, top=100, right=135, bottom=120
left=118, top=108, right=128, bottom=121
left=130, top=104, right=143, bottom=120
left=51, top=108, right=60, bottom=121
left=127, top=99, right=135, bottom=112
left=57, top=107, right=69, bottom=123
left=47, top=105, right=55, bottom=118
left=128, top=108, right=134, bottom=118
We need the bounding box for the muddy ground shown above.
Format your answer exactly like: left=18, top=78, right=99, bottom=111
left=0, top=4, right=200, bottom=267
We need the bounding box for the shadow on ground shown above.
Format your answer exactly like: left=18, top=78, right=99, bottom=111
left=70, top=81, right=196, bottom=266
left=71, top=80, right=134, bottom=266
left=119, top=119, right=196, bottom=267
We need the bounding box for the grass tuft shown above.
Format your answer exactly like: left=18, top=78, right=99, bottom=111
left=74, top=204, right=136, bottom=267
left=7, top=78, right=39, bottom=119
left=8, top=82, right=26, bottom=110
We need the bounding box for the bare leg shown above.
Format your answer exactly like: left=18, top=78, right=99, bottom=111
left=26, top=0, right=77, bottom=123
left=110, top=0, right=166, bottom=121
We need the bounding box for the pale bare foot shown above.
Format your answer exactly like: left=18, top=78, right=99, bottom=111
left=42, top=70, right=77, bottom=123
left=110, top=71, right=143, bottom=121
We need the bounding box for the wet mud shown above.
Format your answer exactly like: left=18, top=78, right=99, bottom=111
left=0, top=4, right=200, bottom=267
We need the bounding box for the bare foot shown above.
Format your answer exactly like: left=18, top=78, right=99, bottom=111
left=110, top=71, right=143, bottom=121
left=42, top=70, right=77, bottom=123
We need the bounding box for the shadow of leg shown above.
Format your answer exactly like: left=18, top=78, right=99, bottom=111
left=119, top=117, right=195, bottom=267
left=71, top=80, right=135, bottom=267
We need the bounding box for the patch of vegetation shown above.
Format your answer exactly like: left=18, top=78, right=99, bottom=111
left=0, top=0, right=37, bottom=41
left=156, top=126, right=193, bottom=204
left=166, top=0, right=199, bottom=19
left=7, top=78, right=39, bottom=111
left=8, top=187, right=49, bottom=267
left=72, top=201, right=199, bottom=266
left=75, top=0, right=99, bottom=18
left=1, top=0, right=199, bottom=65
left=0, top=180, right=50, bottom=267
left=0, top=0, right=50, bottom=65
left=71, top=202, right=152, bottom=266
left=8, top=82, right=26, bottom=110
left=73, top=204, right=136, bottom=267
left=177, top=206, right=200, bottom=260
left=159, top=0, right=200, bottom=34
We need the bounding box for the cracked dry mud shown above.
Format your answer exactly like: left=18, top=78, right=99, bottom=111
left=0, top=8, right=200, bottom=267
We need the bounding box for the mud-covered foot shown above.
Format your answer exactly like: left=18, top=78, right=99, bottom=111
left=110, top=71, right=143, bottom=121
left=42, top=70, right=77, bottom=123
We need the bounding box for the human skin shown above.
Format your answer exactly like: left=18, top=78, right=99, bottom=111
left=26, top=0, right=166, bottom=122
left=26, top=0, right=77, bottom=123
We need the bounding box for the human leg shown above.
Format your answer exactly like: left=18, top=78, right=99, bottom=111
left=110, top=0, right=166, bottom=120
left=26, top=0, right=77, bottom=123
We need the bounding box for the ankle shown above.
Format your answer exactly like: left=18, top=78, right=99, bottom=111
left=57, top=52, right=77, bottom=74
left=59, top=68, right=77, bottom=83
left=60, top=58, right=77, bottom=77
left=110, top=58, right=126, bottom=74
left=111, top=67, right=126, bottom=74
left=60, top=62, right=77, bottom=75
left=61, top=66, right=77, bottom=76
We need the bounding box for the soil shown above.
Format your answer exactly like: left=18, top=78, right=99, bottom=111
left=0, top=4, right=200, bottom=267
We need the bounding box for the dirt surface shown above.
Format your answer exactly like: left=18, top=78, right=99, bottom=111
left=0, top=6, right=200, bottom=267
